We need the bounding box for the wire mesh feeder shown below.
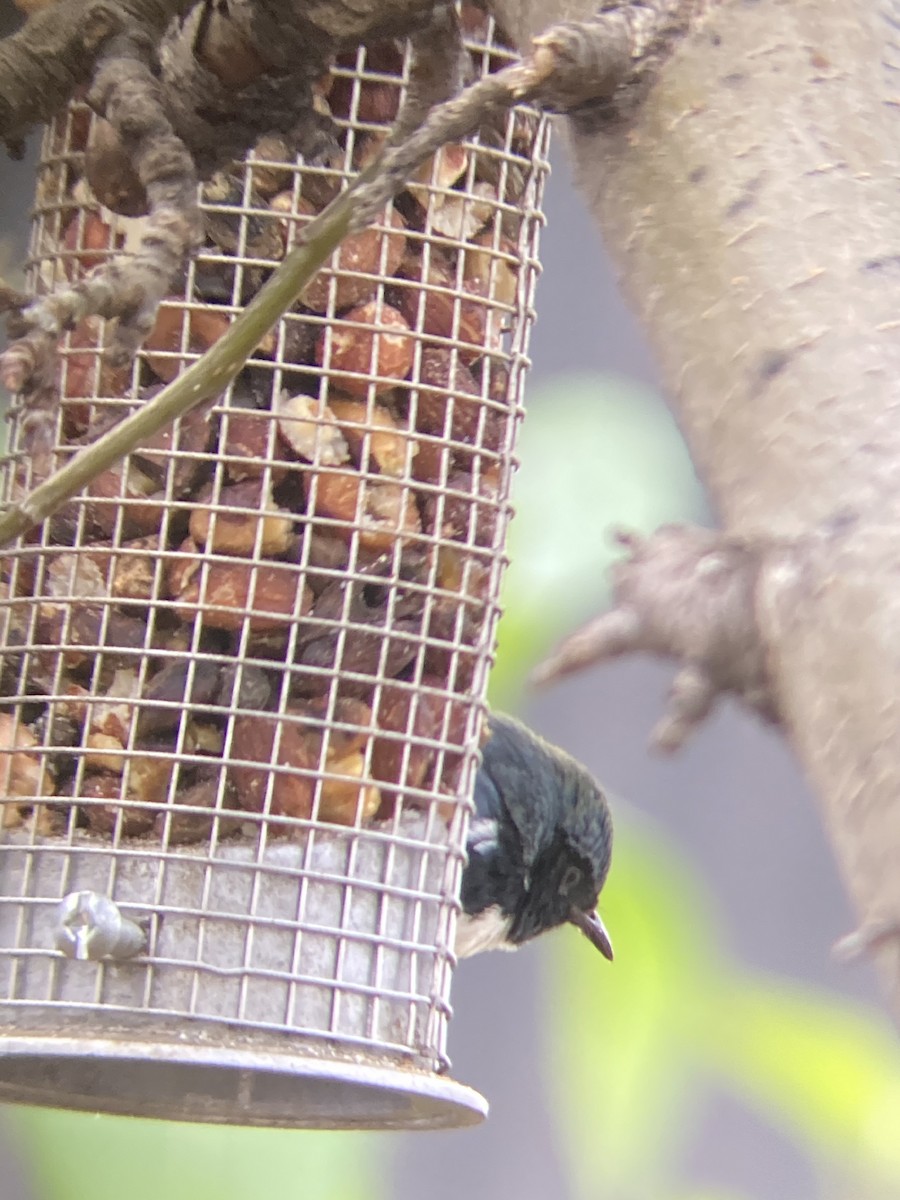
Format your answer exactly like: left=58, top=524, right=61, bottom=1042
left=0, top=7, right=549, bottom=1130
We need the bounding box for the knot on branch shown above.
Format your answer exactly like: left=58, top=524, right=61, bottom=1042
left=529, top=20, right=633, bottom=112
left=533, top=523, right=783, bottom=750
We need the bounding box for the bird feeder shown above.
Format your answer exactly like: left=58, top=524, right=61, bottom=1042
left=0, top=7, right=549, bottom=1129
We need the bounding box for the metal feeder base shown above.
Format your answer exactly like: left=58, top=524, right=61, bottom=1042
left=0, top=1035, right=487, bottom=1129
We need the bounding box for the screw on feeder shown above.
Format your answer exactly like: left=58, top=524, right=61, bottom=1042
left=54, top=891, right=149, bottom=962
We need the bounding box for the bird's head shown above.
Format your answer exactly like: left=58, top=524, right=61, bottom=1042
left=505, top=763, right=614, bottom=959
left=462, top=712, right=614, bottom=960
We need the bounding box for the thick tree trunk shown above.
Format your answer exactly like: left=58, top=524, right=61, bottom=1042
left=496, top=0, right=900, bottom=1011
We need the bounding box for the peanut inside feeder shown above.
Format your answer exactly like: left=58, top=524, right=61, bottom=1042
left=0, top=6, right=549, bottom=1130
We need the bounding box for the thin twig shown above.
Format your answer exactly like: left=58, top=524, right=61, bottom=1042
left=0, top=22, right=637, bottom=548
left=0, top=187, right=357, bottom=544
left=3, top=31, right=201, bottom=394
left=390, top=2, right=467, bottom=146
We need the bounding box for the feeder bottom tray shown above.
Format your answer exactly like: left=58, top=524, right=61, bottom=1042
left=0, top=818, right=483, bottom=1129
left=0, top=1034, right=487, bottom=1128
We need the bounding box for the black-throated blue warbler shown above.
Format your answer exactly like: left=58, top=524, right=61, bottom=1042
left=457, top=712, right=614, bottom=960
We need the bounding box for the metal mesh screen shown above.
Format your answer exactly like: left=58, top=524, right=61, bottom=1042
left=0, top=5, right=549, bottom=1126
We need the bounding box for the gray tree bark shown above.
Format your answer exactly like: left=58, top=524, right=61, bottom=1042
left=495, top=0, right=900, bottom=1013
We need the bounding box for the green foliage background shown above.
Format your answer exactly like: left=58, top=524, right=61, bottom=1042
left=6, top=372, right=900, bottom=1200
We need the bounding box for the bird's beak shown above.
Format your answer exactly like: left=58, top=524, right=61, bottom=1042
left=569, top=906, right=614, bottom=961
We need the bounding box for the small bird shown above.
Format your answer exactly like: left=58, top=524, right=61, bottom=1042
left=457, top=712, right=614, bottom=961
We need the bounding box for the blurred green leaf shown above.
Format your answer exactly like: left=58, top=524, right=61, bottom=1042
left=678, top=1193, right=750, bottom=1200
left=541, top=811, right=721, bottom=1200
left=710, top=980, right=900, bottom=1187
left=9, top=1108, right=381, bottom=1200
left=542, top=809, right=900, bottom=1200
left=490, top=371, right=703, bottom=707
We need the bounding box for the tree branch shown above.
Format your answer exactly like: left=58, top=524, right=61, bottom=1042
left=0, top=17, right=635, bottom=546
left=495, top=0, right=900, bottom=1012
left=533, top=525, right=780, bottom=751
left=2, top=29, right=201, bottom=396
left=0, top=0, right=190, bottom=153
left=0, top=180, right=357, bottom=545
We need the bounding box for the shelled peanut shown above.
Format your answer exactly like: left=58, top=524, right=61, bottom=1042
left=0, top=12, right=541, bottom=845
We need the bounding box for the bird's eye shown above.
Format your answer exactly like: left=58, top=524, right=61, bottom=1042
left=559, top=864, right=583, bottom=897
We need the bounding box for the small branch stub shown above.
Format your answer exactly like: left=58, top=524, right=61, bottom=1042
left=832, top=918, right=900, bottom=965
left=533, top=524, right=782, bottom=750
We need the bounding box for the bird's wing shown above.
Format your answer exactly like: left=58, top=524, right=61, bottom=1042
left=476, top=712, right=555, bottom=867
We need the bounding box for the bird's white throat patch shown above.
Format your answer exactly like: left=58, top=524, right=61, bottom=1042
left=454, top=906, right=515, bottom=958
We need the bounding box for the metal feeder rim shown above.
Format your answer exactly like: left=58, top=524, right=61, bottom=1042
left=0, top=1034, right=488, bottom=1130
